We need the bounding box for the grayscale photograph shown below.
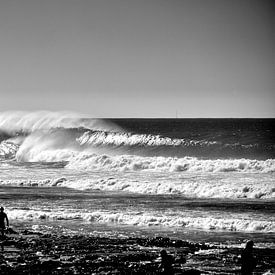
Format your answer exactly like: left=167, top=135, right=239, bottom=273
left=0, top=0, right=274, bottom=274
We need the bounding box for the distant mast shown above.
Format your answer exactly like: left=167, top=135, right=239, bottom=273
left=176, top=110, right=178, bottom=119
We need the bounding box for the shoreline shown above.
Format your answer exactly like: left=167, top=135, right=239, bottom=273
left=1, top=230, right=274, bottom=274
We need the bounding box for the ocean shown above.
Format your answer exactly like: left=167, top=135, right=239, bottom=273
left=0, top=112, right=274, bottom=249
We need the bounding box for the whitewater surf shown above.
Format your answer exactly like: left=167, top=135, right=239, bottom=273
left=0, top=112, right=274, bottom=247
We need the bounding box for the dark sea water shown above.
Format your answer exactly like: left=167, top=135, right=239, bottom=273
left=108, top=118, right=275, bottom=160
left=0, top=112, right=274, bottom=250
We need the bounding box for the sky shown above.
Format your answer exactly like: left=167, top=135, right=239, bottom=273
left=0, top=0, right=274, bottom=118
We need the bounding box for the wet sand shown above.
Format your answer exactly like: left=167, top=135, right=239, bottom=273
left=0, top=230, right=274, bottom=274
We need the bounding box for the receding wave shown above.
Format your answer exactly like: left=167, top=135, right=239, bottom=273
left=7, top=209, right=275, bottom=233
left=1, top=171, right=274, bottom=199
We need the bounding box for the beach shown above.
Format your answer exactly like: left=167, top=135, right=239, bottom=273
left=1, top=0, right=274, bottom=271
left=1, top=229, right=275, bottom=274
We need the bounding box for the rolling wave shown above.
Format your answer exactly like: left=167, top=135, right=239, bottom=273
left=1, top=127, right=273, bottom=162
left=1, top=137, right=274, bottom=173
left=77, top=130, right=273, bottom=159
left=0, top=111, right=274, bottom=162
left=78, top=130, right=218, bottom=147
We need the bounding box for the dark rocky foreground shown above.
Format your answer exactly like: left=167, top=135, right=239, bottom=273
left=0, top=230, right=274, bottom=275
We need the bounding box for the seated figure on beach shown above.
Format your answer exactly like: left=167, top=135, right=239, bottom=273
left=241, top=240, right=256, bottom=275
left=159, top=249, right=174, bottom=274
left=0, top=206, right=9, bottom=237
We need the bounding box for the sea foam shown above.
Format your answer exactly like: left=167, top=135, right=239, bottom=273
left=65, top=154, right=275, bottom=173
left=0, top=141, right=19, bottom=159
left=60, top=176, right=275, bottom=199
left=1, top=171, right=274, bottom=199
left=7, top=209, right=275, bottom=233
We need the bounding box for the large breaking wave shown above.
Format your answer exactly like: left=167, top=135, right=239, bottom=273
left=0, top=111, right=274, bottom=174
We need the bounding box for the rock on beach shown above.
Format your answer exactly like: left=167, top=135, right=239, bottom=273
left=0, top=230, right=274, bottom=274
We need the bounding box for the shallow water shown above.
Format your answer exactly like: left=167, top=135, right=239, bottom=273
left=2, top=185, right=274, bottom=249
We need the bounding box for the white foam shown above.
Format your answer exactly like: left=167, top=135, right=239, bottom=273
left=78, top=130, right=217, bottom=147
left=7, top=209, right=275, bottom=233
left=60, top=174, right=275, bottom=199
left=0, top=141, right=19, bottom=159
left=8, top=128, right=274, bottom=173
left=0, top=177, right=66, bottom=187
left=1, top=170, right=273, bottom=199
left=65, top=153, right=275, bottom=173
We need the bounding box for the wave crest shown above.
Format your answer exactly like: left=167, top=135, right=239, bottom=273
left=0, top=111, right=118, bottom=134
left=78, top=130, right=218, bottom=147
left=0, top=113, right=274, bottom=161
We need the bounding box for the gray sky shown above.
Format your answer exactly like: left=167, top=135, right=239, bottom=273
left=0, top=0, right=274, bottom=117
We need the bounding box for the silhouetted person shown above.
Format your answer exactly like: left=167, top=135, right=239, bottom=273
left=0, top=206, right=9, bottom=237
left=241, top=240, right=256, bottom=275
left=159, top=250, right=174, bottom=274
